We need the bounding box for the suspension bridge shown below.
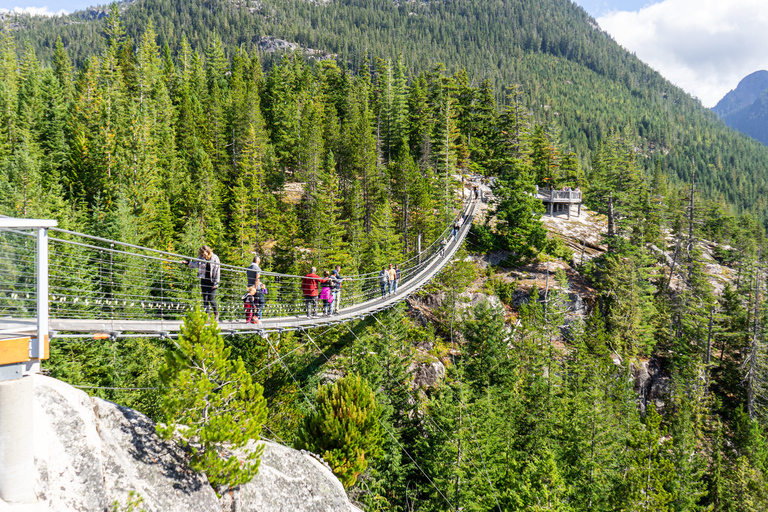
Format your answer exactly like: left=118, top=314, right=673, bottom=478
left=0, top=197, right=481, bottom=506
left=0, top=197, right=477, bottom=362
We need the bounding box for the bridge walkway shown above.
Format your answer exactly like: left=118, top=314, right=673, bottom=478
left=1, top=198, right=478, bottom=337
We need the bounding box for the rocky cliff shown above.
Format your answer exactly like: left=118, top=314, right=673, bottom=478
left=0, top=375, right=359, bottom=512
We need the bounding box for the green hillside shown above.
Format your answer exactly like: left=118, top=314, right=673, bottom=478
left=4, top=2, right=768, bottom=510
left=10, top=0, right=768, bottom=222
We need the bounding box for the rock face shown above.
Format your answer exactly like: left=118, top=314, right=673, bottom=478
left=712, top=70, right=768, bottom=118
left=226, top=443, right=361, bottom=512
left=0, top=375, right=357, bottom=512
left=409, top=359, right=446, bottom=389
left=631, top=359, right=671, bottom=413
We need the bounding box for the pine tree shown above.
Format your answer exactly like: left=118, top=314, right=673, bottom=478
left=491, top=159, right=547, bottom=261
left=297, top=373, right=384, bottom=488
left=623, top=403, right=676, bottom=512
left=157, top=307, right=268, bottom=489
left=668, top=380, right=710, bottom=511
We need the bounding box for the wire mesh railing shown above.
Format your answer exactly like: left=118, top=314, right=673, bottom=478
left=0, top=199, right=476, bottom=328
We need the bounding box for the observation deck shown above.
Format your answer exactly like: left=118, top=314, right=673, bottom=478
left=536, top=186, right=582, bottom=218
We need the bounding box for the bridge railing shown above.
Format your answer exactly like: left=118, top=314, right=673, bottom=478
left=0, top=218, right=57, bottom=375
left=535, top=186, right=582, bottom=202
left=1, top=200, right=474, bottom=328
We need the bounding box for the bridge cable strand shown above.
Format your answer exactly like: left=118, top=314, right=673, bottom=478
left=1, top=198, right=477, bottom=332
left=343, top=318, right=496, bottom=486
left=265, top=332, right=317, bottom=414
left=442, top=276, right=504, bottom=512
left=302, top=326, right=455, bottom=510
left=371, top=311, right=502, bottom=511
left=449, top=351, right=504, bottom=512
left=369, top=310, right=495, bottom=468
left=249, top=325, right=335, bottom=376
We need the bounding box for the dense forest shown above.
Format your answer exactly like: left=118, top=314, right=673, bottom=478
left=10, top=0, right=768, bottom=226
left=3, top=3, right=768, bottom=512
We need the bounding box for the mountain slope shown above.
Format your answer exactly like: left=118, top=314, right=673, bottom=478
left=712, top=71, right=768, bottom=147
left=712, top=70, right=768, bottom=118
left=718, top=87, right=768, bottom=147
left=11, top=0, right=768, bottom=222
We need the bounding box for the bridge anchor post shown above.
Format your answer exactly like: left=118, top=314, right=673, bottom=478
left=0, top=376, right=35, bottom=503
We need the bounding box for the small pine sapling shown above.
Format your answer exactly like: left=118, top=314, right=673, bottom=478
left=157, top=307, right=268, bottom=489
left=297, top=373, right=384, bottom=488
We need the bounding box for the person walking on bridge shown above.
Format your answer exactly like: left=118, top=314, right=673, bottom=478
left=182, top=246, right=221, bottom=322
left=331, top=266, right=343, bottom=314
left=388, top=263, right=396, bottom=294
left=246, top=255, right=261, bottom=287
left=379, top=266, right=390, bottom=298
left=302, top=267, right=322, bottom=318
left=253, top=277, right=268, bottom=324
left=320, top=270, right=334, bottom=316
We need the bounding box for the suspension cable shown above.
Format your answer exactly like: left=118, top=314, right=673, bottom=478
left=373, top=310, right=502, bottom=512
left=303, top=326, right=455, bottom=510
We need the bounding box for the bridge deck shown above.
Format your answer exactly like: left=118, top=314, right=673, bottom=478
left=2, top=200, right=477, bottom=337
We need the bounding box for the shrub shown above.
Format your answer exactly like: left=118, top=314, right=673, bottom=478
left=157, top=307, right=268, bottom=489
left=297, top=374, right=384, bottom=488
left=543, top=236, right=574, bottom=262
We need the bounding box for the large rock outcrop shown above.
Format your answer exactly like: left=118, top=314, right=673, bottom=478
left=0, top=375, right=358, bottom=512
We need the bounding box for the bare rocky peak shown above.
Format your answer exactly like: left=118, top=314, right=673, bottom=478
left=712, top=70, right=768, bottom=118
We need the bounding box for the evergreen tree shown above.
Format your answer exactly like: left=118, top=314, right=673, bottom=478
left=297, top=373, right=384, bottom=488
left=157, top=307, right=268, bottom=489
left=623, top=403, right=676, bottom=511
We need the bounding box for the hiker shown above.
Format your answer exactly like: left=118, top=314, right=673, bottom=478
left=182, top=245, right=220, bottom=322
left=440, top=237, right=448, bottom=257
left=253, top=277, right=268, bottom=323
left=320, top=270, right=334, bottom=316
left=331, top=266, right=343, bottom=314
left=243, top=286, right=257, bottom=324
left=301, top=267, right=322, bottom=318
left=246, top=255, right=261, bottom=287
left=452, top=221, right=459, bottom=240
left=394, top=265, right=401, bottom=293
left=379, top=266, right=390, bottom=298
left=388, top=263, right=396, bottom=294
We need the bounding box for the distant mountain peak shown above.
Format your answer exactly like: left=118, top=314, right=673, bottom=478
left=712, top=70, right=768, bottom=118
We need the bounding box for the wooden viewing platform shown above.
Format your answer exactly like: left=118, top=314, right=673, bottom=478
left=536, top=186, right=582, bottom=218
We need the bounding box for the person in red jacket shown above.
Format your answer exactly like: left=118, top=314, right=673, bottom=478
left=301, top=266, right=323, bottom=318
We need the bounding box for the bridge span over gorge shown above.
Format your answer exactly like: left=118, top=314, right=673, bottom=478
left=0, top=197, right=478, bottom=375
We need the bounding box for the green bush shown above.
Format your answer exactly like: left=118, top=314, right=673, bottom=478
left=297, top=374, right=384, bottom=488
left=157, top=307, right=268, bottom=490
left=543, top=236, right=574, bottom=262
left=493, top=278, right=517, bottom=307
left=467, top=224, right=498, bottom=253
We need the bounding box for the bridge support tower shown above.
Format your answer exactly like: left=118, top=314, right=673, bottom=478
left=0, top=218, right=56, bottom=504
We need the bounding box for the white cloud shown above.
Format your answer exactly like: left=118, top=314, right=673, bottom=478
left=0, top=6, right=69, bottom=17
left=597, top=0, right=768, bottom=107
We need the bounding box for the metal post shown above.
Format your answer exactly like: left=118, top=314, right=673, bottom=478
left=32, top=227, right=48, bottom=362
left=417, top=233, right=422, bottom=264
